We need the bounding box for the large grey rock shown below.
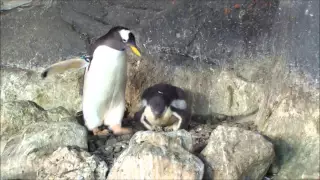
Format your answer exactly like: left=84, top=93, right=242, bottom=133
left=60, top=2, right=111, bottom=39
left=108, top=130, right=204, bottom=180
left=0, top=100, right=74, bottom=140
left=0, top=121, right=88, bottom=179
left=200, top=125, right=275, bottom=180
left=59, top=0, right=159, bottom=33
left=0, top=0, right=32, bottom=10
left=137, top=0, right=319, bottom=84
left=256, top=83, right=320, bottom=179
left=0, top=5, right=86, bottom=71
left=0, top=66, right=83, bottom=114
left=0, top=4, right=86, bottom=114
left=101, top=0, right=174, bottom=12
left=37, top=147, right=108, bottom=180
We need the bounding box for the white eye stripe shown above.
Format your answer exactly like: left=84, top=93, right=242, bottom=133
left=119, top=29, right=130, bottom=42
left=141, top=99, right=147, bottom=107
left=170, top=99, right=187, bottom=110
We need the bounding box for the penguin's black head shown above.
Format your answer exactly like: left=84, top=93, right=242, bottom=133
left=95, top=26, right=141, bottom=57
left=148, top=96, right=167, bottom=118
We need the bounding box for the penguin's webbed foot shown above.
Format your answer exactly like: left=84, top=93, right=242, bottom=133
left=164, top=126, right=174, bottom=132
left=154, top=126, right=164, bottom=132
left=111, top=124, right=133, bottom=135
left=92, top=128, right=110, bottom=136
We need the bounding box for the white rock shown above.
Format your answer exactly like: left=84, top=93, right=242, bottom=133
left=0, top=0, right=32, bottom=11
left=201, top=125, right=275, bottom=180
left=0, top=121, right=88, bottom=179
left=37, top=147, right=108, bottom=180
left=0, top=100, right=75, bottom=141
left=108, top=130, right=204, bottom=180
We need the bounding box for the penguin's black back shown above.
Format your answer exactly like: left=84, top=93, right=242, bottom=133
left=141, top=83, right=187, bottom=106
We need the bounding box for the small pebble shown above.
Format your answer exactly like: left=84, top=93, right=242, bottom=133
left=88, top=140, right=97, bottom=152
left=106, top=138, right=117, bottom=146
left=105, top=146, right=113, bottom=153
left=195, top=126, right=203, bottom=132
left=216, top=114, right=227, bottom=120
left=96, top=139, right=106, bottom=147
left=114, top=146, right=122, bottom=153
left=121, top=144, right=128, bottom=149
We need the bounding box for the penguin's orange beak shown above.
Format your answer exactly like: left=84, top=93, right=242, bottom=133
left=130, top=45, right=141, bottom=57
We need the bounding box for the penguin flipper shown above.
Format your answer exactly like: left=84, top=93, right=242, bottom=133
left=133, top=107, right=145, bottom=121
left=164, top=108, right=191, bottom=131
left=41, top=58, right=89, bottom=79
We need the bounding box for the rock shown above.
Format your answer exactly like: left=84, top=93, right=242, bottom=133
left=113, top=146, right=122, bottom=153
left=0, top=66, right=84, bottom=114
left=0, top=5, right=85, bottom=114
left=0, top=5, right=86, bottom=71
left=189, top=122, right=215, bottom=153
left=200, top=125, right=275, bottom=180
left=0, top=121, right=88, bottom=179
left=60, top=2, right=111, bottom=39
left=90, top=135, right=132, bottom=168
left=36, top=147, right=108, bottom=180
left=60, top=0, right=157, bottom=32
left=256, top=87, right=320, bottom=179
left=101, top=5, right=155, bottom=29
left=136, top=0, right=319, bottom=84
left=105, top=137, right=118, bottom=147
left=101, top=0, right=174, bottom=12
left=0, top=0, right=32, bottom=11
left=108, top=130, right=204, bottom=180
left=0, top=100, right=74, bottom=140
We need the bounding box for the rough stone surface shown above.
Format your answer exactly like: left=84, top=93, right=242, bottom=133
left=89, top=134, right=132, bottom=168
left=136, top=0, right=319, bottom=84
left=0, top=0, right=32, bottom=10
left=200, top=125, right=275, bottom=180
left=0, top=121, right=88, bottom=179
left=37, top=147, right=108, bottom=180
left=108, top=130, right=204, bottom=180
left=1, top=0, right=319, bottom=179
left=126, top=59, right=263, bottom=117
left=0, top=100, right=74, bottom=140
left=249, top=55, right=320, bottom=179
left=0, top=4, right=86, bottom=114
left=256, top=86, right=320, bottom=179
left=0, top=4, right=86, bottom=70
left=0, top=66, right=84, bottom=114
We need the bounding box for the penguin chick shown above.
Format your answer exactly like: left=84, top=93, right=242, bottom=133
left=42, top=26, right=142, bottom=136
left=134, top=83, right=191, bottom=132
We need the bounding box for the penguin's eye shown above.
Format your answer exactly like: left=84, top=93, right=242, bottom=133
left=122, top=39, right=127, bottom=43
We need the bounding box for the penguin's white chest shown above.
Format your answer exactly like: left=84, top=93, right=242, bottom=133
left=82, top=45, right=127, bottom=121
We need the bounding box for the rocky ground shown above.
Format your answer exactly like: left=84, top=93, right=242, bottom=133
left=1, top=0, right=319, bottom=179
left=77, top=110, right=260, bottom=173
left=0, top=100, right=275, bottom=179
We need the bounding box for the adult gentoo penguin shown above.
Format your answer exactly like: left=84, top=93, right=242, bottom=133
left=41, top=26, right=141, bottom=136
left=134, top=83, right=191, bottom=131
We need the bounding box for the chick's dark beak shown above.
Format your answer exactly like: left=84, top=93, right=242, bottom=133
left=152, top=108, right=164, bottom=118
